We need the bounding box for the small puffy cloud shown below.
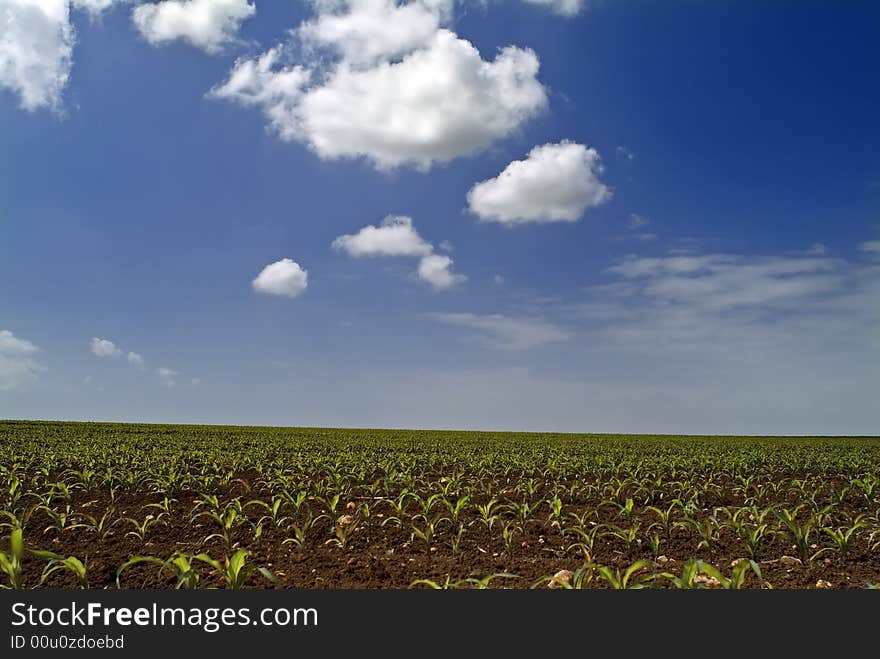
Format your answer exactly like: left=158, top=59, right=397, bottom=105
left=0, top=0, right=74, bottom=111
left=332, top=215, right=432, bottom=258
left=467, top=141, right=611, bottom=224
left=91, top=337, right=122, bottom=358
left=211, top=2, right=547, bottom=170
left=429, top=313, right=571, bottom=350
left=417, top=253, right=465, bottom=290
left=132, top=0, right=255, bottom=53
left=91, top=337, right=152, bottom=370
left=494, top=274, right=505, bottom=285
left=252, top=258, right=309, bottom=298
left=333, top=215, right=464, bottom=290
left=0, top=329, right=43, bottom=390
left=156, top=366, right=178, bottom=387
left=521, top=0, right=584, bottom=16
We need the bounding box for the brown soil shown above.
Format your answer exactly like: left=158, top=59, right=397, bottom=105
left=13, top=483, right=880, bottom=589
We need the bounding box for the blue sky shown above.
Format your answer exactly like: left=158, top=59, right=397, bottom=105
left=2, top=0, right=878, bottom=434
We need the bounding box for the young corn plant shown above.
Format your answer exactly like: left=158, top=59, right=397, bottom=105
left=193, top=550, right=277, bottom=589
left=646, top=500, right=684, bottom=539
left=546, top=496, right=564, bottom=530
left=594, top=560, right=656, bottom=590
left=851, top=475, right=878, bottom=505
left=39, top=503, right=74, bottom=536
left=410, top=573, right=517, bottom=589
left=410, top=514, right=446, bottom=552
left=613, top=497, right=638, bottom=523
left=819, top=517, right=866, bottom=561
left=195, top=501, right=246, bottom=549
left=142, top=496, right=176, bottom=520
left=505, top=500, right=535, bottom=535
left=605, top=523, right=642, bottom=556
left=664, top=560, right=762, bottom=590
left=475, top=498, right=502, bottom=532
left=500, top=521, right=518, bottom=554
left=71, top=507, right=119, bottom=541
left=774, top=506, right=816, bottom=563
left=283, top=512, right=321, bottom=550
left=676, top=514, right=720, bottom=552
left=532, top=564, right=596, bottom=589
left=124, top=514, right=164, bottom=543
left=280, top=490, right=310, bottom=517
left=565, top=524, right=602, bottom=562
left=32, top=551, right=89, bottom=589
left=449, top=522, right=466, bottom=556
left=441, top=495, right=470, bottom=527
left=0, top=527, right=25, bottom=589
left=646, top=531, right=664, bottom=559
left=246, top=496, right=291, bottom=529
left=116, top=552, right=200, bottom=589
left=326, top=516, right=359, bottom=550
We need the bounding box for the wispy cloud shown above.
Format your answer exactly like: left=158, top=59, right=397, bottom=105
left=428, top=312, right=571, bottom=350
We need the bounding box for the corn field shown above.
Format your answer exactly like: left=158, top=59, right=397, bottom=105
left=1, top=420, right=879, bottom=589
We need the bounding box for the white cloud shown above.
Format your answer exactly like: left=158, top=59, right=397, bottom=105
left=71, top=0, right=124, bottom=16
left=91, top=337, right=152, bottom=370
left=429, top=312, right=571, bottom=350
left=615, top=145, right=635, bottom=161
left=562, top=249, right=880, bottom=364
left=0, top=0, right=73, bottom=111
left=299, top=0, right=453, bottom=67
left=156, top=366, right=178, bottom=387
left=132, top=0, right=255, bottom=53
left=606, top=253, right=843, bottom=311
left=333, top=215, right=464, bottom=290
left=91, top=337, right=122, bottom=357
left=860, top=240, right=880, bottom=256
left=626, top=213, right=649, bottom=230
left=211, top=2, right=547, bottom=170
left=332, top=215, right=432, bottom=258
left=521, top=0, right=585, bottom=17
left=417, top=253, right=465, bottom=290
left=467, top=141, right=611, bottom=224
left=0, top=0, right=125, bottom=112
left=804, top=242, right=829, bottom=255
left=207, top=46, right=311, bottom=121
left=252, top=258, right=309, bottom=298
left=0, top=329, right=43, bottom=390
